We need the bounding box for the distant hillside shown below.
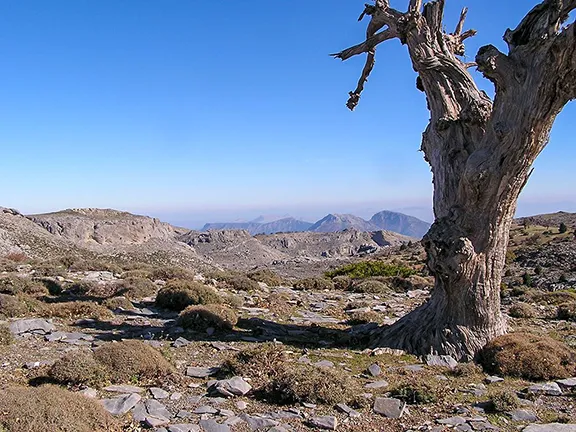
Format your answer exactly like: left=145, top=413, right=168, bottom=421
left=308, top=214, right=378, bottom=233
left=202, top=210, right=431, bottom=237
left=370, top=210, right=431, bottom=238
left=516, top=211, right=576, bottom=229
left=202, top=217, right=312, bottom=235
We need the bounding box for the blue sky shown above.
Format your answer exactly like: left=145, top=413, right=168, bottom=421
left=0, top=1, right=574, bottom=228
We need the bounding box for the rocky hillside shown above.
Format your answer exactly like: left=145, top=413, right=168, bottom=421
left=370, top=210, right=431, bottom=238
left=308, top=214, right=378, bottom=233
left=516, top=211, right=576, bottom=230
left=0, top=207, right=78, bottom=259
left=203, top=217, right=313, bottom=235
left=28, top=208, right=183, bottom=248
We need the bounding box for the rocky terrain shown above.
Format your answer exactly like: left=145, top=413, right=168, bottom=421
left=0, top=208, right=575, bottom=432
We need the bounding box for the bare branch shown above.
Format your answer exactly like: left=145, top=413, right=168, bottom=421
left=505, top=0, right=576, bottom=48
left=423, top=0, right=446, bottom=34
left=409, top=0, right=423, bottom=13
left=346, top=50, right=376, bottom=111
left=331, top=28, right=398, bottom=61
left=454, top=7, right=468, bottom=35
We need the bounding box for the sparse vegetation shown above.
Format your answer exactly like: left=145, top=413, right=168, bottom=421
left=49, top=350, right=108, bottom=387
left=508, top=302, right=537, bottom=318
left=0, top=275, right=48, bottom=296
left=478, top=332, right=576, bottom=381
left=223, top=344, right=287, bottom=387
left=102, top=296, right=134, bottom=310
left=155, top=280, right=221, bottom=311
left=0, top=385, right=120, bottom=432
left=0, top=293, right=28, bottom=318
left=390, top=383, right=437, bottom=405
left=266, top=363, right=359, bottom=405
left=178, top=304, right=237, bottom=331
left=293, top=277, right=334, bottom=291
left=93, top=340, right=174, bottom=384
left=149, top=266, right=194, bottom=281
left=326, top=261, right=415, bottom=279
left=246, top=269, right=283, bottom=287
left=488, top=390, right=521, bottom=413
left=557, top=302, right=576, bottom=321
left=332, top=275, right=352, bottom=290
left=0, top=323, right=13, bottom=346
left=41, top=301, right=113, bottom=320
left=113, top=276, right=157, bottom=299
left=349, top=279, right=389, bottom=294
left=347, top=310, right=383, bottom=325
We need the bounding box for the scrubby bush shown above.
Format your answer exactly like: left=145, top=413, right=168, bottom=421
left=247, top=269, right=283, bottom=287
left=332, top=275, right=353, bottom=290
left=94, top=340, right=174, bottom=383
left=223, top=344, right=287, bottom=387
left=448, top=362, right=483, bottom=377
left=102, top=296, right=134, bottom=311
left=178, top=304, right=237, bottom=331
left=530, top=290, right=576, bottom=305
left=557, top=302, right=576, bottom=321
left=0, top=275, right=48, bottom=296
left=149, top=266, right=194, bottom=281
left=0, top=293, right=28, bottom=318
left=49, top=351, right=108, bottom=387
left=37, top=278, right=63, bottom=295
left=326, top=261, right=415, bottom=279
left=219, top=273, right=260, bottom=291
left=559, top=222, right=568, bottom=234
left=0, top=323, right=13, bottom=346
left=68, top=258, right=121, bottom=274
left=478, top=332, right=576, bottom=381
left=113, top=277, right=157, bottom=299
left=388, top=275, right=432, bottom=292
left=293, top=277, right=334, bottom=291
left=65, top=280, right=116, bottom=298
left=488, top=390, right=521, bottom=412
left=266, top=363, right=360, bottom=405
left=347, top=310, right=383, bottom=325
left=0, top=385, right=120, bottom=432
left=508, top=302, right=537, bottom=318
left=155, top=280, right=221, bottom=311
left=390, top=383, right=437, bottom=404
left=350, top=279, right=389, bottom=294
left=41, top=301, right=113, bottom=320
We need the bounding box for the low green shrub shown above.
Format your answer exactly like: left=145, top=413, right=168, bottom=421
left=293, top=277, right=334, bottom=291
left=155, top=280, right=221, bottom=311
left=326, top=261, right=415, bottom=279
left=178, top=304, right=237, bottom=331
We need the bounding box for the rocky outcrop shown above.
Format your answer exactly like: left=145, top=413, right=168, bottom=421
left=27, top=208, right=180, bottom=248
left=308, top=214, right=379, bottom=233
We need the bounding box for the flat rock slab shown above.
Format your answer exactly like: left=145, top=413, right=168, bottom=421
left=557, top=378, right=576, bottom=387
left=309, top=416, right=338, bottom=430
left=373, top=397, right=405, bottom=418
left=209, top=377, right=252, bottom=397
left=150, top=387, right=170, bottom=399
left=367, top=363, right=382, bottom=376
left=194, top=406, right=218, bottom=415
left=437, top=417, right=468, bottom=426
left=336, top=403, right=361, bottom=418
left=240, top=414, right=279, bottom=430
left=199, top=419, right=231, bottom=432
left=509, top=409, right=538, bottom=422
left=104, top=385, right=145, bottom=393
left=172, top=337, right=191, bottom=348
left=101, top=393, right=141, bottom=415
left=527, top=382, right=563, bottom=396
left=9, top=318, right=55, bottom=335
left=168, top=425, right=201, bottom=432
left=365, top=380, right=389, bottom=389
left=426, top=354, right=458, bottom=369
left=45, top=331, right=94, bottom=343
left=523, top=425, right=576, bottom=432
left=186, top=366, right=220, bottom=378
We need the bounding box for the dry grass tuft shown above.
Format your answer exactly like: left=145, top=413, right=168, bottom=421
left=488, top=389, right=521, bottom=412
left=0, top=385, right=120, bottom=432
left=246, top=269, right=283, bottom=287
left=0, top=323, right=13, bottom=346
left=49, top=350, right=108, bottom=388
left=102, top=296, right=134, bottom=310
left=0, top=275, right=48, bottom=296
left=293, top=277, right=334, bottom=291
left=178, top=304, right=237, bottom=331
left=155, top=280, right=221, bottom=311
left=557, top=302, right=576, bottom=321
left=350, top=279, right=389, bottom=294
left=478, top=332, right=576, bottom=381
left=41, top=301, right=113, bottom=320
left=113, top=277, right=157, bottom=299
left=508, top=302, right=537, bottom=318
left=149, top=266, right=194, bottom=281
left=265, top=363, right=360, bottom=405
left=0, top=293, right=28, bottom=318
left=223, top=344, right=287, bottom=387
left=94, top=340, right=174, bottom=384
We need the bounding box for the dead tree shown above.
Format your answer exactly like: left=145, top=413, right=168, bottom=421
left=333, top=0, right=576, bottom=360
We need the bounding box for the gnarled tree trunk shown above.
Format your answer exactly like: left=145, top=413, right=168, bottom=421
left=333, top=0, right=576, bottom=360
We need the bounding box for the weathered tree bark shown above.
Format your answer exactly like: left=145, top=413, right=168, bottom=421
left=333, top=0, right=576, bottom=360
